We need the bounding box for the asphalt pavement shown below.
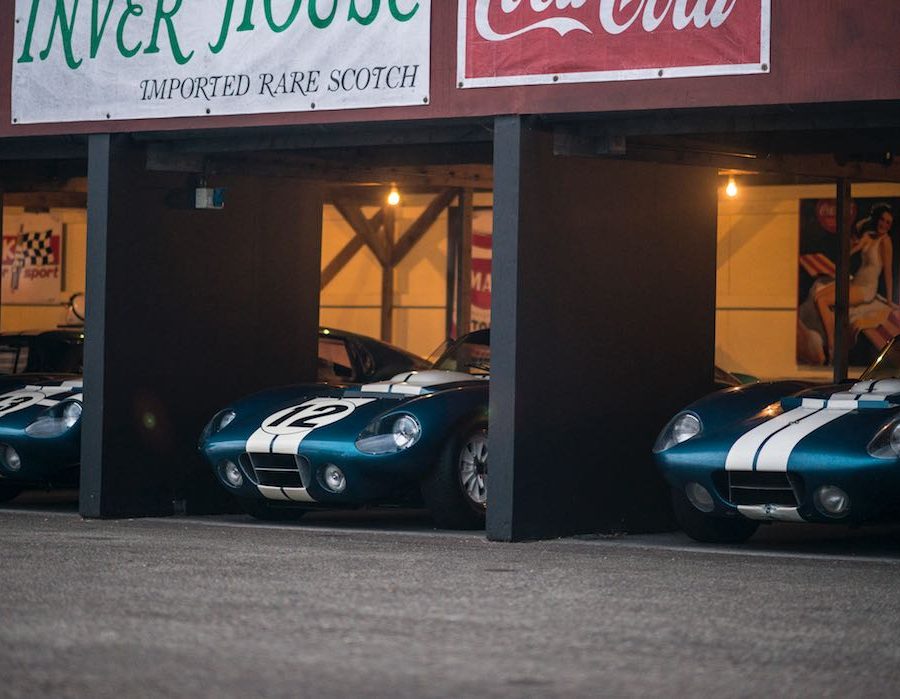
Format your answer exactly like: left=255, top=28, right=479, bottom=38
left=1, top=495, right=899, bottom=698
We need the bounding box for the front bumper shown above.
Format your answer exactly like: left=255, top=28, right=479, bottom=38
left=203, top=437, right=435, bottom=507
left=0, top=430, right=80, bottom=487
left=657, top=452, right=900, bottom=525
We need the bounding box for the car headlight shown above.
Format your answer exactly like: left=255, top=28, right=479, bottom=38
left=25, top=400, right=83, bottom=438
left=867, top=420, right=900, bottom=458
left=355, top=413, right=422, bottom=455
left=653, top=412, right=702, bottom=453
left=199, top=409, right=236, bottom=446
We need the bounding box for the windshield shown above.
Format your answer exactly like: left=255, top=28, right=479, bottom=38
left=860, top=337, right=900, bottom=381
left=0, top=333, right=84, bottom=375
left=432, top=330, right=491, bottom=376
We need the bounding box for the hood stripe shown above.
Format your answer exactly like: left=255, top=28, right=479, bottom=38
left=754, top=407, right=850, bottom=472
left=726, top=404, right=854, bottom=472
left=726, top=406, right=813, bottom=471
left=751, top=407, right=824, bottom=471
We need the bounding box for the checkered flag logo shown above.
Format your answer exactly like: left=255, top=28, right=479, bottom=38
left=14, top=230, right=56, bottom=267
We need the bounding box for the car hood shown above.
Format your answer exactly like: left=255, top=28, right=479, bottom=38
left=207, top=370, right=488, bottom=455
left=221, top=370, right=486, bottom=428
left=0, top=377, right=83, bottom=429
left=675, top=379, right=900, bottom=472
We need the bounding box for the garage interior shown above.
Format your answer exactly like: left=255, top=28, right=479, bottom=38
left=1, top=102, right=898, bottom=540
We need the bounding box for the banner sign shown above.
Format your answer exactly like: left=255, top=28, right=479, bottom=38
left=458, top=0, right=770, bottom=88
left=12, top=0, right=430, bottom=124
left=470, top=210, right=492, bottom=331
left=2, top=214, right=64, bottom=305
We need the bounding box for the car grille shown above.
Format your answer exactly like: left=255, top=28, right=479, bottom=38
left=242, top=453, right=311, bottom=488
left=720, top=471, right=803, bottom=507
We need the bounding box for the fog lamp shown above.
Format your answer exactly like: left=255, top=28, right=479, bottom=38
left=219, top=460, right=243, bottom=488
left=814, top=485, right=850, bottom=517
left=322, top=464, right=346, bottom=493
left=685, top=482, right=715, bottom=513
left=1, top=446, right=21, bottom=472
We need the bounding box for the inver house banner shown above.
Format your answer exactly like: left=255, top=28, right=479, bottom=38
left=12, top=0, right=430, bottom=124
left=458, top=0, right=770, bottom=88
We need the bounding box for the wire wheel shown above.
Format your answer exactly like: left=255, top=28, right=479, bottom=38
left=458, top=431, right=487, bottom=508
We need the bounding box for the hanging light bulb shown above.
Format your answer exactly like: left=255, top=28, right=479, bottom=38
left=725, top=176, right=738, bottom=198
left=387, top=185, right=400, bottom=206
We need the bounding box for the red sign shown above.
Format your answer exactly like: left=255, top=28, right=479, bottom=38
left=814, top=199, right=859, bottom=235
left=458, top=0, right=770, bottom=87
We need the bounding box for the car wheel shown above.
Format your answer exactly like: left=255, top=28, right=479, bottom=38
left=671, top=487, right=759, bottom=544
left=421, top=419, right=487, bottom=530
left=0, top=483, right=23, bottom=503
left=239, top=499, right=307, bottom=522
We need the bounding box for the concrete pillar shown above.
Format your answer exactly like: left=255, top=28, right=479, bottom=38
left=488, top=117, right=718, bottom=541
left=81, top=134, right=323, bottom=517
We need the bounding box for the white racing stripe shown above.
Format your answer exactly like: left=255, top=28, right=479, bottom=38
left=725, top=407, right=816, bottom=471
left=246, top=430, right=276, bottom=453
left=755, top=407, right=852, bottom=471
left=246, top=397, right=375, bottom=455
left=245, top=397, right=376, bottom=501
left=263, top=397, right=375, bottom=455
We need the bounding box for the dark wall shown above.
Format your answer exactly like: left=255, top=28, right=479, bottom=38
left=488, top=117, right=717, bottom=541
left=81, top=134, right=323, bottom=517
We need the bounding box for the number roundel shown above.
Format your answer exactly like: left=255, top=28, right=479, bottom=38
left=0, top=390, right=45, bottom=417
left=260, top=398, right=358, bottom=436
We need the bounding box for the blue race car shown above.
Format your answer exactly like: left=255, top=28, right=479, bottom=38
left=200, top=330, right=490, bottom=528
left=0, top=330, right=85, bottom=501
left=654, top=337, right=900, bottom=543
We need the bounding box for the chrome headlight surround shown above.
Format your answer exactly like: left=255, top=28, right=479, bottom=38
left=199, top=409, right=236, bottom=447
left=25, top=399, right=83, bottom=438
left=355, top=413, right=422, bottom=455
left=867, top=420, right=900, bottom=459
left=653, top=411, right=703, bottom=453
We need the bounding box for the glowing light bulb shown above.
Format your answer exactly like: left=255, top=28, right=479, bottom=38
left=725, top=177, right=738, bottom=198
left=387, top=187, right=400, bottom=206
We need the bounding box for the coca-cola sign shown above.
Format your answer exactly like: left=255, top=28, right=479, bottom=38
left=458, top=0, right=770, bottom=88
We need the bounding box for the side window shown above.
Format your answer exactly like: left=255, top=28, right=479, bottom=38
left=317, top=338, right=355, bottom=382
left=0, top=343, right=29, bottom=375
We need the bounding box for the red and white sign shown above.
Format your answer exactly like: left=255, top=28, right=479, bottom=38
left=458, top=0, right=770, bottom=88
left=2, top=214, right=64, bottom=305
left=471, top=212, right=493, bottom=331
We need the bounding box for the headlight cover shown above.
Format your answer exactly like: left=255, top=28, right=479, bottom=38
left=867, top=420, right=900, bottom=459
left=199, top=409, right=236, bottom=446
left=653, top=412, right=702, bottom=453
left=355, top=413, right=421, bottom=455
left=25, top=400, right=83, bottom=438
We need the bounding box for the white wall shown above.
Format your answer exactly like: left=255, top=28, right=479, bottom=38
left=320, top=192, right=492, bottom=359
left=15, top=180, right=900, bottom=378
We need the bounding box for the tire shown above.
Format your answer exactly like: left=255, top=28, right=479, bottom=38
left=671, top=487, right=759, bottom=544
left=0, top=483, right=23, bottom=503
left=239, top=499, right=307, bottom=522
left=422, top=419, right=487, bottom=530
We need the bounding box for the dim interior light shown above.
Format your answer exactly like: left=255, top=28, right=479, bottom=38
left=387, top=186, right=400, bottom=206
left=725, top=177, right=738, bottom=198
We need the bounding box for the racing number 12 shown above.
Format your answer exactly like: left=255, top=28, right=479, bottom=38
left=268, top=402, right=351, bottom=430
